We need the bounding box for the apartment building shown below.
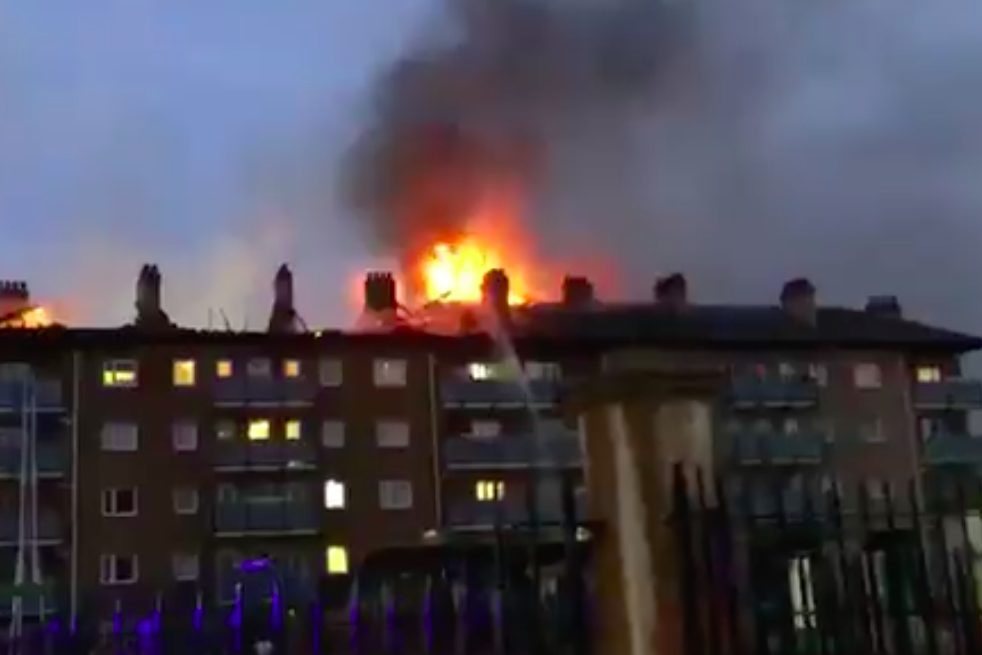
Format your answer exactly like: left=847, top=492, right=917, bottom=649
left=0, top=264, right=978, bottom=630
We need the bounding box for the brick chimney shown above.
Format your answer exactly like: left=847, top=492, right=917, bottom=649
left=481, top=269, right=510, bottom=318
left=562, top=276, right=595, bottom=307
left=780, top=278, right=817, bottom=324
left=268, top=264, right=299, bottom=333
left=363, top=272, right=398, bottom=313
left=865, top=295, right=902, bottom=318
left=0, top=281, right=29, bottom=319
left=134, top=264, right=172, bottom=329
left=654, top=273, right=688, bottom=310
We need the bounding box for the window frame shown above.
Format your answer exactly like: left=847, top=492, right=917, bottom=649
left=101, top=487, right=139, bottom=517
left=100, top=554, right=139, bottom=585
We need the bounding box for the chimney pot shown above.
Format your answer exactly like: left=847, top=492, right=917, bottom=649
left=865, top=295, right=902, bottom=318
left=562, top=276, right=595, bottom=306
left=481, top=269, right=510, bottom=316
left=780, top=278, right=817, bottom=324
left=654, top=273, right=688, bottom=308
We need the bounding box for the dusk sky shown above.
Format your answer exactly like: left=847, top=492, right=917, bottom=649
left=0, top=1, right=432, bottom=327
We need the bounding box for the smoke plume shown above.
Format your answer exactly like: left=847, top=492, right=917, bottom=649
left=345, top=0, right=982, bottom=340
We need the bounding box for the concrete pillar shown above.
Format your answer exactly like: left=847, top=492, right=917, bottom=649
left=565, top=368, right=723, bottom=655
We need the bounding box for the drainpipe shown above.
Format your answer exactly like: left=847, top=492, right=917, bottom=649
left=70, top=350, right=81, bottom=630
left=427, top=354, right=443, bottom=529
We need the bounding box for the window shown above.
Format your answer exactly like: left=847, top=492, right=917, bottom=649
left=778, top=362, right=796, bottom=379
left=860, top=418, right=885, bottom=443
left=102, top=488, right=138, bottom=517
left=100, top=423, right=138, bottom=452
left=469, top=420, right=501, bottom=439
left=853, top=363, right=882, bottom=389
left=325, top=546, right=349, bottom=574
left=102, top=360, right=138, bottom=387
left=373, top=359, right=407, bottom=387
left=865, top=478, right=888, bottom=500
left=379, top=480, right=413, bottom=510
left=172, top=421, right=198, bottom=452
left=216, top=420, right=237, bottom=441
left=809, top=363, right=829, bottom=387
left=172, top=553, right=199, bottom=581
left=319, top=359, right=343, bottom=387
left=247, top=359, right=271, bottom=378
left=323, top=480, right=346, bottom=509
left=247, top=420, right=270, bottom=441
left=284, top=420, right=302, bottom=441
left=917, top=366, right=943, bottom=383
left=172, top=360, right=196, bottom=387
left=783, top=418, right=800, bottom=435
left=321, top=421, right=345, bottom=448
left=100, top=554, right=138, bottom=585
left=525, top=361, right=561, bottom=380
left=376, top=421, right=410, bottom=448
left=216, top=360, right=233, bottom=378
left=467, top=363, right=495, bottom=380
left=475, top=480, right=505, bottom=502
left=173, top=487, right=199, bottom=515
left=283, top=360, right=301, bottom=378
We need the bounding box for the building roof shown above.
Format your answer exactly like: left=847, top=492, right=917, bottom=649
left=0, top=303, right=978, bottom=354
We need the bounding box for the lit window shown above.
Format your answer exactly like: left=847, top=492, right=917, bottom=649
left=285, top=420, right=302, bottom=441
left=283, top=360, right=301, bottom=378
left=467, top=363, right=493, bottom=380
left=853, top=363, right=882, bottom=389
left=323, top=480, right=346, bottom=509
left=216, top=360, right=233, bottom=378
left=373, top=359, right=407, bottom=387
left=102, top=360, right=138, bottom=388
left=325, top=546, right=349, bottom=574
left=172, top=360, right=196, bottom=387
left=917, top=366, right=942, bottom=383
left=475, top=480, right=505, bottom=502
left=247, top=420, right=271, bottom=441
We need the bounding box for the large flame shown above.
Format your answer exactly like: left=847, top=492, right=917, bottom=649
left=421, top=238, right=531, bottom=304
left=0, top=306, right=55, bottom=329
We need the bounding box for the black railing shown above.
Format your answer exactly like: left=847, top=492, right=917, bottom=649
left=671, top=466, right=982, bottom=655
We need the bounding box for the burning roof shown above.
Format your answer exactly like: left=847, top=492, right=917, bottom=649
left=0, top=281, right=56, bottom=330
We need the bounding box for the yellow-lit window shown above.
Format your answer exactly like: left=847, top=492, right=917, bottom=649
left=102, top=360, right=138, bottom=387
left=326, top=546, right=349, bottom=574
left=247, top=420, right=270, bottom=441
left=284, top=420, right=302, bottom=441
left=917, top=366, right=942, bottom=383
left=173, top=360, right=196, bottom=387
left=283, top=360, right=301, bottom=378
left=216, top=360, right=233, bottom=379
left=475, top=480, right=505, bottom=502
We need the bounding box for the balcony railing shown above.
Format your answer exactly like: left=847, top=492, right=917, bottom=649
left=729, top=432, right=826, bottom=466
left=445, top=495, right=586, bottom=529
left=923, top=433, right=982, bottom=465
left=0, top=380, right=65, bottom=412
left=214, top=441, right=317, bottom=471
left=213, top=378, right=317, bottom=406
left=440, top=378, right=562, bottom=408
left=915, top=379, right=982, bottom=409
left=443, top=432, right=581, bottom=470
left=0, top=443, right=68, bottom=477
left=214, top=501, right=320, bottom=535
left=0, top=512, right=64, bottom=545
left=0, top=582, right=58, bottom=617
left=729, top=377, right=819, bottom=408
left=215, top=564, right=316, bottom=605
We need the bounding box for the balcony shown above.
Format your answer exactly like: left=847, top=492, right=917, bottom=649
left=0, top=511, right=64, bottom=545
left=214, top=500, right=320, bottom=536
left=445, top=494, right=586, bottom=529
left=923, top=434, right=982, bottom=466
left=729, top=432, right=826, bottom=466
left=0, top=380, right=65, bottom=412
left=214, top=441, right=317, bottom=472
left=213, top=377, right=317, bottom=407
left=440, top=378, right=561, bottom=408
left=729, top=377, right=819, bottom=408
left=915, top=379, right=982, bottom=409
left=443, top=432, right=581, bottom=470
left=216, top=562, right=316, bottom=605
left=0, top=443, right=68, bottom=478
left=0, top=582, right=58, bottom=617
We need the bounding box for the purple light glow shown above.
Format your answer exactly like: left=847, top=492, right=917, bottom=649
left=240, top=558, right=271, bottom=573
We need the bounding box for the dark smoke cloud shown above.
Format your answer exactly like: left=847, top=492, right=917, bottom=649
left=345, top=0, right=982, bottom=348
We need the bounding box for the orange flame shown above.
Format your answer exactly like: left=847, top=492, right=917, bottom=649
left=420, top=238, right=532, bottom=304
left=0, top=306, right=55, bottom=329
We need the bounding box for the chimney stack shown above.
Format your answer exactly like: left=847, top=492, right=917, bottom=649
left=654, top=273, right=688, bottom=309
left=268, top=264, right=299, bottom=333
left=562, top=276, right=595, bottom=307
left=134, top=265, right=172, bottom=329
left=780, top=278, right=817, bottom=324
left=481, top=269, right=510, bottom=318
left=364, top=272, right=398, bottom=313
left=865, top=295, right=902, bottom=318
left=0, top=281, right=29, bottom=319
